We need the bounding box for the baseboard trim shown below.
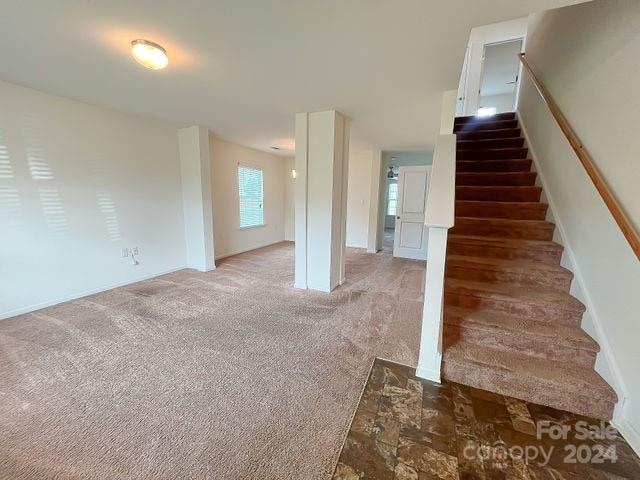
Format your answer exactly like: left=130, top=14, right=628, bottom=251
left=214, top=239, right=290, bottom=260
left=415, top=366, right=441, bottom=384
left=613, top=404, right=640, bottom=457
left=0, top=265, right=187, bottom=321
left=517, top=111, right=629, bottom=406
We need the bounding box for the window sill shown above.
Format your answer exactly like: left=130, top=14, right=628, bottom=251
left=239, top=224, right=266, bottom=230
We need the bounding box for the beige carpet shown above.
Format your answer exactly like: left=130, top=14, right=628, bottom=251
left=0, top=242, right=425, bottom=479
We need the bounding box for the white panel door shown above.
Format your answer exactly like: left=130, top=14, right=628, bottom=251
left=393, top=166, right=431, bottom=260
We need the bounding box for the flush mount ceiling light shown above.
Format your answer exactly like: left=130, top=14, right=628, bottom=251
left=131, top=39, right=168, bottom=70
left=270, top=139, right=295, bottom=151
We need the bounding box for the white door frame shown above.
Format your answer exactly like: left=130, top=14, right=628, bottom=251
left=393, top=165, right=431, bottom=260
left=477, top=38, right=524, bottom=113
left=458, top=17, right=528, bottom=116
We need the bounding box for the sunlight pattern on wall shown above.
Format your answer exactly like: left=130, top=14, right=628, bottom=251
left=21, top=113, right=70, bottom=233
left=23, top=113, right=54, bottom=181
left=37, top=185, right=70, bottom=233
left=96, top=190, right=122, bottom=242
left=0, top=186, right=22, bottom=227
left=27, top=145, right=54, bottom=180
left=0, top=132, right=13, bottom=179
left=91, top=160, right=122, bottom=242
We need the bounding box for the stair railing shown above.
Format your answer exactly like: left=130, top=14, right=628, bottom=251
left=415, top=90, right=457, bottom=383
left=518, top=53, right=640, bottom=260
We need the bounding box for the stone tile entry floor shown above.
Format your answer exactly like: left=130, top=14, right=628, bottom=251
left=332, top=358, right=640, bottom=479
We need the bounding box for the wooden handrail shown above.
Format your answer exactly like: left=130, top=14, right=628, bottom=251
left=518, top=53, right=640, bottom=260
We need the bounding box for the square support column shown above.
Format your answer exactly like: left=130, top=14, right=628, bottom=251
left=294, top=110, right=349, bottom=292
left=367, top=149, right=383, bottom=253
left=179, top=126, right=215, bottom=272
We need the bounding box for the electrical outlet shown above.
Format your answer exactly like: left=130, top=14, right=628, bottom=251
left=121, top=247, right=129, bottom=258
left=132, top=247, right=139, bottom=255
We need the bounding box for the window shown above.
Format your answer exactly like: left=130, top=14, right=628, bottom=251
left=387, top=183, right=398, bottom=216
left=238, top=165, right=264, bottom=228
left=477, top=106, right=497, bottom=117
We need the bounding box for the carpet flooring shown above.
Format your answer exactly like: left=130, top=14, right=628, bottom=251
left=0, top=242, right=425, bottom=479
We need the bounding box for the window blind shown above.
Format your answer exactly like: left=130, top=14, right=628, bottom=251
left=238, top=165, right=264, bottom=228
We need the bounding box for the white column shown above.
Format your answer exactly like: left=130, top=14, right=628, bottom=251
left=179, top=126, right=215, bottom=272
left=294, top=110, right=350, bottom=292
left=367, top=149, right=383, bottom=253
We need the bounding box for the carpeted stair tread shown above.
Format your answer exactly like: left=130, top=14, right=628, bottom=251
left=456, top=172, right=537, bottom=186
left=457, top=147, right=528, bottom=160
left=457, top=137, right=524, bottom=150
left=456, top=185, right=542, bottom=202
left=444, top=305, right=598, bottom=353
left=447, top=234, right=564, bottom=264
left=444, top=277, right=585, bottom=325
left=455, top=128, right=521, bottom=141
left=445, top=254, right=573, bottom=289
left=451, top=217, right=555, bottom=241
left=456, top=158, right=532, bottom=173
left=442, top=341, right=616, bottom=419
left=454, top=119, right=518, bottom=132
left=447, top=235, right=562, bottom=253
left=445, top=277, right=583, bottom=309
left=455, top=112, right=516, bottom=124
left=455, top=201, right=548, bottom=220
left=445, top=112, right=616, bottom=420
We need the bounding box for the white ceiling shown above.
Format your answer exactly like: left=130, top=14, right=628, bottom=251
left=0, top=0, right=584, bottom=155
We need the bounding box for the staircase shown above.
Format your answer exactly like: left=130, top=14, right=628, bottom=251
left=442, top=112, right=617, bottom=420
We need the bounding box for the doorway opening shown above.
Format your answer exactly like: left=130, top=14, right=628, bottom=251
left=455, top=17, right=527, bottom=116
left=383, top=174, right=397, bottom=253
left=478, top=39, right=523, bottom=115
left=380, top=151, right=432, bottom=259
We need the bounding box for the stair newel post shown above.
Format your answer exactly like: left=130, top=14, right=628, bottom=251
left=416, top=131, right=456, bottom=383
left=416, top=226, right=449, bottom=381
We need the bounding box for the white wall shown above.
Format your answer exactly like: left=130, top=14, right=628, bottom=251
left=209, top=135, right=286, bottom=259
left=518, top=0, right=640, bottom=451
left=346, top=151, right=374, bottom=248
left=283, top=157, right=295, bottom=242
left=0, top=81, right=186, bottom=319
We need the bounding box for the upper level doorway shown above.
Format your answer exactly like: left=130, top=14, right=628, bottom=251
left=478, top=39, right=523, bottom=115
left=456, top=17, right=527, bottom=117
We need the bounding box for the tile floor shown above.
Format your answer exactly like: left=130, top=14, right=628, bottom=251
left=332, top=358, right=640, bottom=479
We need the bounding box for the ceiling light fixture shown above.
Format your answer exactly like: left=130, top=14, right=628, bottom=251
left=270, top=139, right=295, bottom=151
left=131, top=39, right=168, bottom=70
